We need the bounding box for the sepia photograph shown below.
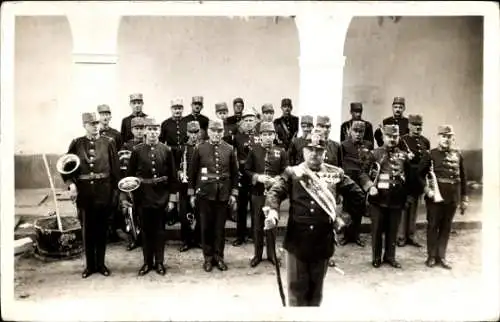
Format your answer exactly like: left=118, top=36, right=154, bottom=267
left=1, top=1, right=499, bottom=321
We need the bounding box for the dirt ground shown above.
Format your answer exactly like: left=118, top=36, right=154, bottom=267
left=12, top=228, right=498, bottom=321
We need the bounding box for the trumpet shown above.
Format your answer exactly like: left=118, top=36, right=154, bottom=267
left=118, top=176, right=141, bottom=240
left=180, top=147, right=188, bottom=183
left=425, top=160, right=444, bottom=203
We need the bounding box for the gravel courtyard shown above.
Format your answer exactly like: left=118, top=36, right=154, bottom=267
left=12, top=228, right=498, bottom=321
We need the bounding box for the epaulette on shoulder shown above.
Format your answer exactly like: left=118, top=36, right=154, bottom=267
left=324, top=163, right=344, bottom=176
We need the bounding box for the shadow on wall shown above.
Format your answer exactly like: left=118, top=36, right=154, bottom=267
left=14, top=150, right=483, bottom=189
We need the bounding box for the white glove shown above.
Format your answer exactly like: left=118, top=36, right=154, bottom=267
left=369, top=186, right=378, bottom=196
left=257, top=174, right=270, bottom=183
left=264, top=208, right=279, bottom=230
left=229, top=195, right=238, bottom=211
left=190, top=196, right=196, bottom=209
left=426, top=190, right=435, bottom=199
left=69, top=183, right=78, bottom=202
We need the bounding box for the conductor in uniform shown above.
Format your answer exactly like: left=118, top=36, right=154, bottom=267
left=422, top=125, right=468, bottom=269
left=62, top=112, right=120, bottom=278
left=264, top=131, right=365, bottom=306
left=374, top=97, right=409, bottom=147
left=273, top=98, right=299, bottom=151
left=123, top=117, right=178, bottom=276
left=340, top=102, right=374, bottom=145
left=233, top=108, right=260, bottom=245
left=97, top=104, right=123, bottom=243
left=288, top=115, right=314, bottom=166
left=121, top=93, right=148, bottom=144
left=366, top=124, right=415, bottom=269
left=397, top=114, right=430, bottom=248
left=120, top=116, right=146, bottom=251
left=178, top=121, right=203, bottom=252
left=340, top=120, right=374, bottom=247
left=182, top=96, right=209, bottom=140
left=244, top=121, right=288, bottom=267
left=188, top=119, right=239, bottom=272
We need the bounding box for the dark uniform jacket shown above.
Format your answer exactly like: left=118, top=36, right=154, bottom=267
left=62, top=135, right=120, bottom=208
left=374, top=116, right=410, bottom=147
left=341, top=139, right=374, bottom=191
left=126, top=142, right=178, bottom=209
left=159, top=116, right=187, bottom=168
left=182, top=113, right=209, bottom=140
left=244, top=145, right=288, bottom=196
left=324, top=139, right=343, bottom=167
left=188, top=141, right=239, bottom=201
left=265, top=163, right=365, bottom=262
left=366, top=146, right=414, bottom=209
left=120, top=138, right=143, bottom=177
left=120, top=112, right=147, bottom=144
left=340, top=120, right=374, bottom=145
left=274, top=115, right=299, bottom=150
left=422, top=148, right=467, bottom=204
left=99, top=127, right=122, bottom=151
left=222, top=121, right=237, bottom=146
left=226, top=114, right=243, bottom=128
left=234, top=129, right=259, bottom=168
left=400, top=134, right=431, bottom=196
left=288, top=136, right=308, bottom=166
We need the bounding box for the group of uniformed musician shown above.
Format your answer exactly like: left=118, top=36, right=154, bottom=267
left=61, top=93, right=469, bottom=307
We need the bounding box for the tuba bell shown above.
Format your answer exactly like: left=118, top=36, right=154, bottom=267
left=56, top=153, right=81, bottom=175
left=118, top=176, right=141, bottom=240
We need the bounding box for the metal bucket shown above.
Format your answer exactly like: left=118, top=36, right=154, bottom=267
left=33, top=216, right=83, bottom=259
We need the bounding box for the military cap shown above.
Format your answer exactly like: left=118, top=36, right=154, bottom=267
left=215, top=102, right=229, bottom=112
left=241, top=107, right=256, bottom=118
left=97, top=104, right=111, bottom=113
left=383, top=124, right=399, bottom=135
left=192, top=96, right=204, bottom=104
left=281, top=98, right=293, bottom=107
left=316, top=115, right=331, bottom=126
left=438, top=125, right=455, bottom=135
left=129, top=93, right=143, bottom=102
left=233, top=97, right=244, bottom=105
left=259, top=121, right=275, bottom=133
left=393, top=96, right=405, bottom=105
left=261, top=104, right=274, bottom=113
left=408, top=114, right=423, bottom=125
left=351, top=120, right=366, bottom=131
left=187, top=121, right=201, bottom=132
left=208, top=119, right=224, bottom=130
left=82, top=112, right=99, bottom=124
left=171, top=98, right=184, bottom=107
left=144, top=117, right=160, bottom=127
left=305, top=129, right=326, bottom=149
left=350, top=102, right=363, bottom=112
left=300, top=115, right=314, bottom=125
left=131, top=117, right=145, bottom=128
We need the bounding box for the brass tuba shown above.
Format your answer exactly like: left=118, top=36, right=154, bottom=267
left=425, top=160, right=444, bottom=203
left=118, top=176, right=141, bottom=240
left=56, top=153, right=80, bottom=175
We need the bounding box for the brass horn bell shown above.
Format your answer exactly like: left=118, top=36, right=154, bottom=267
left=118, top=176, right=141, bottom=193
left=56, top=153, right=81, bottom=175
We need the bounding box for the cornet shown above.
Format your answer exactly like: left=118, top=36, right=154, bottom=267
left=425, top=160, right=444, bottom=203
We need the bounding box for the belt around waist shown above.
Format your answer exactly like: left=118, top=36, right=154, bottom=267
left=140, top=176, right=168, bottom=184
left=437, top=178, right=460, bottom=184
left=78, top=173, right=109, bottom=180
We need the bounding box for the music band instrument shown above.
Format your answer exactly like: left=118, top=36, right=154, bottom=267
left=425, top=160, right=444, bottom=203
left=118, top=176, right=142, bottom=240
left=55, top=153, right=82, bottom=230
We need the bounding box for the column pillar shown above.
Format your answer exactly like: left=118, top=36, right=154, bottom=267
left=62, top=13, right=121, bottom=139
left=295, top=14, right=352, bottom=141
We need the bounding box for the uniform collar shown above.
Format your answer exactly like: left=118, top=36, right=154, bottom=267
left=86, top=134, right=99, bottom=141
left=438, top=145, right=451, bottom=152
left=99, top=125, right=109, bottom=131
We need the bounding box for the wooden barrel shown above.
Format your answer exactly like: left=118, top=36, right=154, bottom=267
left=33, top=216, right=83, bottom=259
